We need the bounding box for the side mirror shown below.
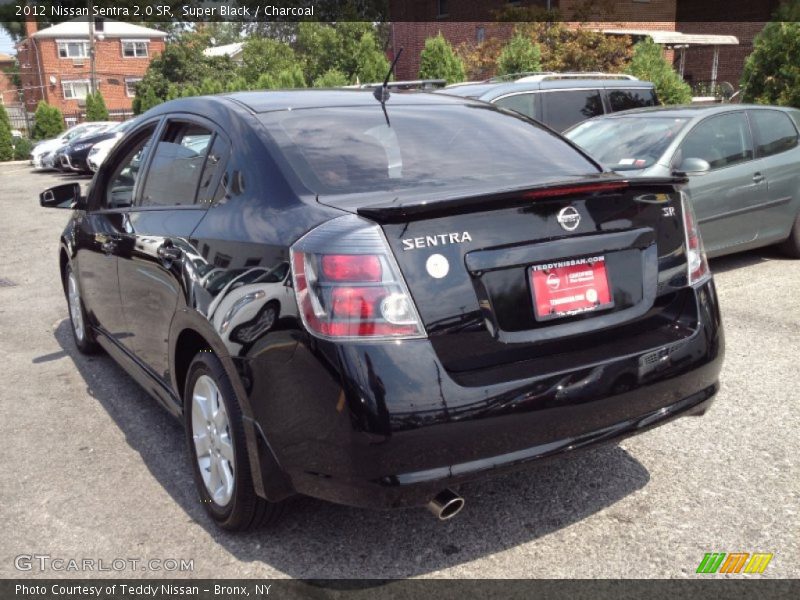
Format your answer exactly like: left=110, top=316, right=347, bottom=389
left=40, top=183, right=85, bottom=209
left=674, top=158, right=711, bottom=176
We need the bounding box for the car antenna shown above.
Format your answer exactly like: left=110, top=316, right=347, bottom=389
left=374, top=48, right=403, bottom=127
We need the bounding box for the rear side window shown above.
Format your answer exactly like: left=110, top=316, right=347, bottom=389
left=494, top=93, right=536, bottom=119
left=197, top=134, right=230, bottom=204
left=259, top=105, right=599, bottom=197
left=679, top=112, right=753, bottom=170
left=140, top=122, right=212, bottom=207
left=750, top=110, right=799, bottom=157
left=608, top=88, right=658, bottom=112
left=541, top=90, right=603, bottom=131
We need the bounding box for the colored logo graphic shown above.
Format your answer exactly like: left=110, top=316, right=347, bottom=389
left=696, top=552, right=773, bottom=574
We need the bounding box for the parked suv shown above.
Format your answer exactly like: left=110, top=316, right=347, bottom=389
left=441, top=73, right=658, bottom=131
left=40, top=90, right=722, bottom=530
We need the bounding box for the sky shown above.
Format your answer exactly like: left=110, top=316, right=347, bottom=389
left=0, top=28, right=14, bottom=55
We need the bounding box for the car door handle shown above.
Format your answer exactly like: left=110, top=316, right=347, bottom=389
left=753, top=172, right=765, bottom=183
left=157, top=244, right=182, bottom=262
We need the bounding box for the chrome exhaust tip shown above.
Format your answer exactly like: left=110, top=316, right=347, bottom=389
left=426, top=489, right=465, bottom=520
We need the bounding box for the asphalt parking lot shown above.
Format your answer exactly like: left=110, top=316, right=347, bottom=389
left=1, top=162, right=798, bottom=579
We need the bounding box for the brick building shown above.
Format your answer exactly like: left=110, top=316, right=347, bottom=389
left=16, top=17, right=166, bottom=123
left=389, top=0, right=680, bottom=80
left=388, top=0, right=769, bottom=92
left=676, top=1, right=778, bottom=91
left=0, top=52, right=17, bottom=106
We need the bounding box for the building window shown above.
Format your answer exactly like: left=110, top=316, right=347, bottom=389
left=57, top=40, right=90, bottom=59
left=476, top=27, right=486, bottom=43
left=122, top=40, right=149, bottom=58
left=62, top=80, right=98, bottom=100
left=125, top=78, right=142, bottom=98
left=437, top=0, right=448, bottom=17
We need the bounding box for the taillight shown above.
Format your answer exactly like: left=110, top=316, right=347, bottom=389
left=290, top=215, right=425, bottom=340
left=681, top=192, right=710, bottom=286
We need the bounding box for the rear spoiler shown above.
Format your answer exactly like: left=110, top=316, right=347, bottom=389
left=356, top=176, right=687, bottom=223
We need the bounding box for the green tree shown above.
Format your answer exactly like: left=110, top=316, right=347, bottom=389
left=418, top=33, right=466, bottom=85
left=85, top=91, right=109, bottom=121
left=254, top=65, right=307, bottom=90
left=353, top=31, right=390, bottom=84
left=496, top=31, right=542, bottom=76
left=32, top=102, right=64, bottom=140
left=741, top=2, right=800, bottom=107
left=313, top=68, right=350, bottom=88
left=0, top=104, right=13, bottom=161
left=135, top=86, right=162, bottom=114
left=625, top=38, right=692, bottom=105
left=133, top=36, right=235, bottom=113
left=239, top=38, right=301, bottom=85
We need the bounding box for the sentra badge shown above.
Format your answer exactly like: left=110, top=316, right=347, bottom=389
left=402, top=232, right=472, bottom=251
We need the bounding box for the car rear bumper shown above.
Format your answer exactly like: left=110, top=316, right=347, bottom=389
left=245, top=280, right=723, bottom=509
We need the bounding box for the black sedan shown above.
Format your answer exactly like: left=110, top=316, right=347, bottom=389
left=59, top=120, right=134, bottom=174
left=40, top=90, right=724, bottom=530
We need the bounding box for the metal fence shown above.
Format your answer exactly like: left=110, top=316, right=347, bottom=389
left=4, top=104, right=31, bottom=134
left=62, top=109, right=133, bottom=126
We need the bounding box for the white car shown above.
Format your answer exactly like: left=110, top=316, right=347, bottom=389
left=86, top=133, right=123, bottom=172
left=31, top=122, right=115, bottom=170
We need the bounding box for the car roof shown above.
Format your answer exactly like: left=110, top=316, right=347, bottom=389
left=218, top=89, right=478, bottom=113
left=585, top=103, right=798, bottom=120
left=439, top=78, right=656, bottom=101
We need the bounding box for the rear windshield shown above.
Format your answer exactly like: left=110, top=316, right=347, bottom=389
left=258, top=105, right=599, bottom=196
left=566, top=116, right=689, bottom=170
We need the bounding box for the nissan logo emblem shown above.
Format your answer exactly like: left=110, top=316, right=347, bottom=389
left=557, top=206, right=581, bottom=231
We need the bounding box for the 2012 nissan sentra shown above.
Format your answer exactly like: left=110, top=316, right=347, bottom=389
left=40, top=88, right=724, bottom=530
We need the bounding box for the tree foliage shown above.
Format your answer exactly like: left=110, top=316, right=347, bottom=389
left=313, top=69, right=350, bottom=88
left=85, top=91, right=109, bottom=121
left=741, top=1, right=800, bottom=107
left=239, top=38, right=300, bottom=85
left=418, top=33, right=466, bottom=85
left=0, top=104, right=14, bottom=161
left=626, top=38, right=692, bottom=105
left=519, top=22, right=632, bottom=72
left=32, top=102, right=64, bottom=140
left=133, top=22, right=390, bottom=110
left=496, top=31, right=542, bottom=76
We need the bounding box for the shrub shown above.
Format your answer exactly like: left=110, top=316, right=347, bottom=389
left=626, top=38, right=692, bottom=105
left=313, top=69, right=350, bottom=88
left=0, top=104, right=13, bottom=161
left=85, top=91, right=109, bottom=121
left=13, top=136, right=33, bottom=160
left=418, top=33, right=465, bottom=85
left=496, top=31, right=542, bottom=76
left=741, top=2, right=800, bottom=107
left=32, top=102, right=64, bottom=140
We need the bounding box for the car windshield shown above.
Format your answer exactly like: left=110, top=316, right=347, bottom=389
left=259, top=104, right=599, bottom=197
left=566, top=116, right=689, bottom=170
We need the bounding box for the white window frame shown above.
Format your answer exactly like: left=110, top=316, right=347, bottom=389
left=57, top=39, right=90, bottom=59
left=121, top=39, right=149, bottom=58
left=62, top=79, right=99, bottom=100
left=125, top=78, right=142, bottom=98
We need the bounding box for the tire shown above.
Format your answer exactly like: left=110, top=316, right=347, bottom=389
left=184, top=350, right=284, bottom=531
left=779, top=213, right=800, bottom=258
left=64, top=264, right=100, bottom=354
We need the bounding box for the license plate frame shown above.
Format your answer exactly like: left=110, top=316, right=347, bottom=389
left=529, top=255, right=614, bottom=322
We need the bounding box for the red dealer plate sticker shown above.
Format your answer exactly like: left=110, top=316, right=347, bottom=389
left=529, top=256, right=614, bottom=321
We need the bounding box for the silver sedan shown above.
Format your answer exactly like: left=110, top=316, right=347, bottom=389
left=566, top=104, right=800, bottom=258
